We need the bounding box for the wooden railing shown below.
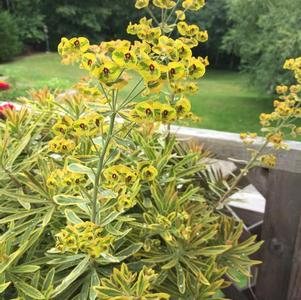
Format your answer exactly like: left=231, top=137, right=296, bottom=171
left=171, top=125, right=301, bottom=300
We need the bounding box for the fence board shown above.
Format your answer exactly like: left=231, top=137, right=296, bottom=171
left=255, top=170, right=301, bottom=300
left=171, top=126, right=301, bottom=173
left=287, top=214, right=301, bottom=300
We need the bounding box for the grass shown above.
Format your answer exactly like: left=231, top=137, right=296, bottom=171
left=193, top=71, right=273, bottom=133
left=0, top=53, right=84, bottom=99
left=0, top=52, right=274, bottom=134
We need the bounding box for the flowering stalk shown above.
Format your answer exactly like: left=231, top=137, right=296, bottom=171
left=218, top=140, right=269, bottom=206
left=91, top=90, right=117, bottom=223
left=218, top=58, right=301, bottom=206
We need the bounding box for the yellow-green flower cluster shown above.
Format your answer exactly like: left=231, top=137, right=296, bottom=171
left=182, top=0, right=206, bottom=11
left=47, top=169, right=88, bottom=191
left=58, top=37, right=90, bottom=64
left=74, top=79, right=109, bottom=104
left=259, top=154, right=277, bottom=168
left=135, top=0, right=206, bottom=11
left=103, top=164, right=138, bottom=188
left=239, top=132, right=257, bottom=145
left=58, top=12, right=208, bottom=96
left=130, top=97, right=193, bottom=124
left=56, top=0, right=210, bottom=133
left=177, top=21, right=208, bottom=44
left=103, top=164, right=139, bottom=211
left=48, top=112, right=105, bottom=154
left=284, top=57, right=301, bottom=84
left=138, top=162, right=158, bottom=181
left=48, top=136, right=76, bottom=154
left=73, top=112, right=104, bottom=137
left=131, top=101, right=177, bottom=124
left=255, top=57, right=301, bottom=150
left=170, top=81, right=199, bottom=95
left=55, top=222, right=114, bottom=258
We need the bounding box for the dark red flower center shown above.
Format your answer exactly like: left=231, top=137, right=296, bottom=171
left=88, top=59, right=93, bottom=66
left=103, top=67, right=110, bottom=74
left=145, top=108, right=152, bottom=115
left=149, top=64, right=155, bottom=72
left=170, top=68, right=176, bottom=75
left=125, top=53, right=132, bottom=60
left=163, top=110, right=169, bottom=116
left=74, top=40, right=80, bottom=47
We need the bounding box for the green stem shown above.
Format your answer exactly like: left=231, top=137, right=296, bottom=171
left=119, top=87, right=147, bottom=111
left=146, top=7, right=160, bottom=25
left=165, top=0, right=181, bottom=24
left=167, top=5, right=192, bottom=37
left=121, top=78, right=144, bottom=107
left=91, top=100, right=117, bottom=224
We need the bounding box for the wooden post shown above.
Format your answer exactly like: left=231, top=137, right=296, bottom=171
left=287, top=214, right=301, bottom=300
left=222, top=284, right=251, bottom=300
left=256, top=170, right=301, bottom=300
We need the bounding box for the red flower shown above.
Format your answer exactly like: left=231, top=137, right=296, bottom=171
left=0, top=82, right=10, bottom=90
left=0, top=103, right=15, bottom=119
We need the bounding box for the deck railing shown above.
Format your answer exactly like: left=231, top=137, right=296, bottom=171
left=172, top=125, right=301, bottom=300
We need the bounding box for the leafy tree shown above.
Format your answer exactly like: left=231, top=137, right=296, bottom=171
left=40, top=0, right=137, bottom=50
left=189, top=0, right=237, bottom=68
left=0, top=11, right=22, bottom=61
left=223, top=0, right=301, bottom=91
left=1, top=0, right=45, bottom=45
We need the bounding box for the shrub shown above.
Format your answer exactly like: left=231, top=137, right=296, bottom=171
left=1, top=1, right=301, bottom=299
left=0, top=11, right=22, bottom=62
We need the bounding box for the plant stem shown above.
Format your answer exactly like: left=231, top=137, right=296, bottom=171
left=217, top=140, right=269, bottom=206
left=91, top=100, right=117, bottom=224
left=165, top=0, right=181, bottom=24
left=146, top=7, right=160, bottom=25
left=119, top=87, right=146, bottom=111
left=121, top=78, right=144, bottom=107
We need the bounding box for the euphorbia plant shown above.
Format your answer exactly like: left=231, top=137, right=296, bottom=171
left=1, top=1, right=301, bottom=299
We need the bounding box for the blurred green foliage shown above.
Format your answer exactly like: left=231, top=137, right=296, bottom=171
left=0, top=11, right=22, bottom=61
left=223, top=0, right=301, bottom=92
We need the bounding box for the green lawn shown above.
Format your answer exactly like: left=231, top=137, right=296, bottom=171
left=0, top=53, right=273, bottom=134
left=0, top=53, right=84, bottom=99
left=193, top=71, right=273, bottom=133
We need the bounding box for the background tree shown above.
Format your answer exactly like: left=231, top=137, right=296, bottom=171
left=0, top=11, right=22, bottom=61
left=1, top=0, right=45, bottom=47
left=190, top=0, right=237, bottom=69
left=223, top=0, right=301, bottom=92
left=40, top=0, right=137, bottom=50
